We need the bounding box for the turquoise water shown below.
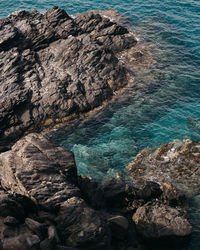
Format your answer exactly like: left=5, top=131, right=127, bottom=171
left=1, top=1, right=200, bottom=249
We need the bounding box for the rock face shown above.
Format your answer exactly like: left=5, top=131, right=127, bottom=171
left=127, top=139, right=200, bottom=196
left=133, top=201, right=192, bottom=244
left=0, top=6, right=137, bottom=152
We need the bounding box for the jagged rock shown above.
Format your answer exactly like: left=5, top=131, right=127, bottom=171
left=132, top=201, right=192, bottom=245
left=55, top=197, right=110, bottom=249
left=0, top=6, right=137, bottom=151
left=0, top=133, right=80, bottom=211
left=127, top=139, right=200, bottom=196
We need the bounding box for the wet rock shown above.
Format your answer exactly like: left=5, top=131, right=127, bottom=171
left=0, top=133, right=80, bottom=211
left=56, top=197, right=110, bottom=249
left=132, top=201, right=192, bottom=245
left=127, top=139, right=200, bottom=196
left=0, top=7, right=137, bottom=150
left=108, top=215, right=129, bottom=239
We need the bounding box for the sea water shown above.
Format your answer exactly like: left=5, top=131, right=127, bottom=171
left=1, top=0, right=200, bottom=249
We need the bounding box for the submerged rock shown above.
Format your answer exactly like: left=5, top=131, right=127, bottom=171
left=0, top=6, right=137, bottom=151
left=127, top=139, right=200, bottom=196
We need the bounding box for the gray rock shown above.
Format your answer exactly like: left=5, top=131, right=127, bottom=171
left=0, top=7, right=137, bottom=150
left=132, top=202, right=192, bottom=243
left=0, top=133, right=80, bottom=211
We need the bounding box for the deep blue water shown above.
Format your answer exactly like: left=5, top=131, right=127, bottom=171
left=1, top=1, right=200, bottom=249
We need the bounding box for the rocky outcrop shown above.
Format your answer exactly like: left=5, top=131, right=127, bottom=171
left=0, top=133, right=192, bottom=249
left=133, top=201, right=192, bottom=245
left=0, top=6, right=137, bottom=152
left=127, top=139, right=200, bottom=196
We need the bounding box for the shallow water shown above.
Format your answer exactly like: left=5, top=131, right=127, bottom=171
left=1, top=0, right=200, bottom=249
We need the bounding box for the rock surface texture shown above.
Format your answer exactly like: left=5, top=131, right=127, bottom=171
left=0, top=133, right=192, bottom=249
left=133, top=201, right=192, bottom=244
left=0, top=6, right=137, bottom=152
left=127, top=139, right=200, bottom=196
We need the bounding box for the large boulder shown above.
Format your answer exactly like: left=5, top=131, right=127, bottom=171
left=0, top=133, right=80, bottom=211
left=0, top=6, right=137, bottom=151
left=132, top=201, right=192, bottom=245
left=127, top=139, right=200, bottom=196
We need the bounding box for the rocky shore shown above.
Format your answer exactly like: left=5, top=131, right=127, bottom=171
left=0, top=133, right=193, bottom=250
left=0, top=6, right=197, bottom=250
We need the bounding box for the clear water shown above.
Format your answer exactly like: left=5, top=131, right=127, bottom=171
left=1, top=1, right=200, bottom=249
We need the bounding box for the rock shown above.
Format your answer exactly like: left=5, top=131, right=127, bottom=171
left=108, top=215, right=129, bottom=239
left=136, top=181, right=162, bottom=201
left=0, top=133, right=80, bottom=211
left=132, top=201, right=192, bottom=245
left=40, top=225, right=60, bottom=250
left=40, top=238, right=54, bottom=250
left=26, top=234, right=41, bottom=249
left=3, top=233, right=40, bottom=250
left=127, top=139, right=200, bottom=196
left=78, top=175, right=105, bottom=209
left=56, top=197, right=110, bottom=249
left=160, top=183, right=188, bottom=207
left=0, top=190, right=25, bottom=222
left=0, top=7, right=137, bottom=150
left=48, top=225, right=60, bottom=244
left=101, top=175, right=138, bottom=210
left=25, top=218, right=46, bottom=239
left=3, top=216, right=19, bottom=226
